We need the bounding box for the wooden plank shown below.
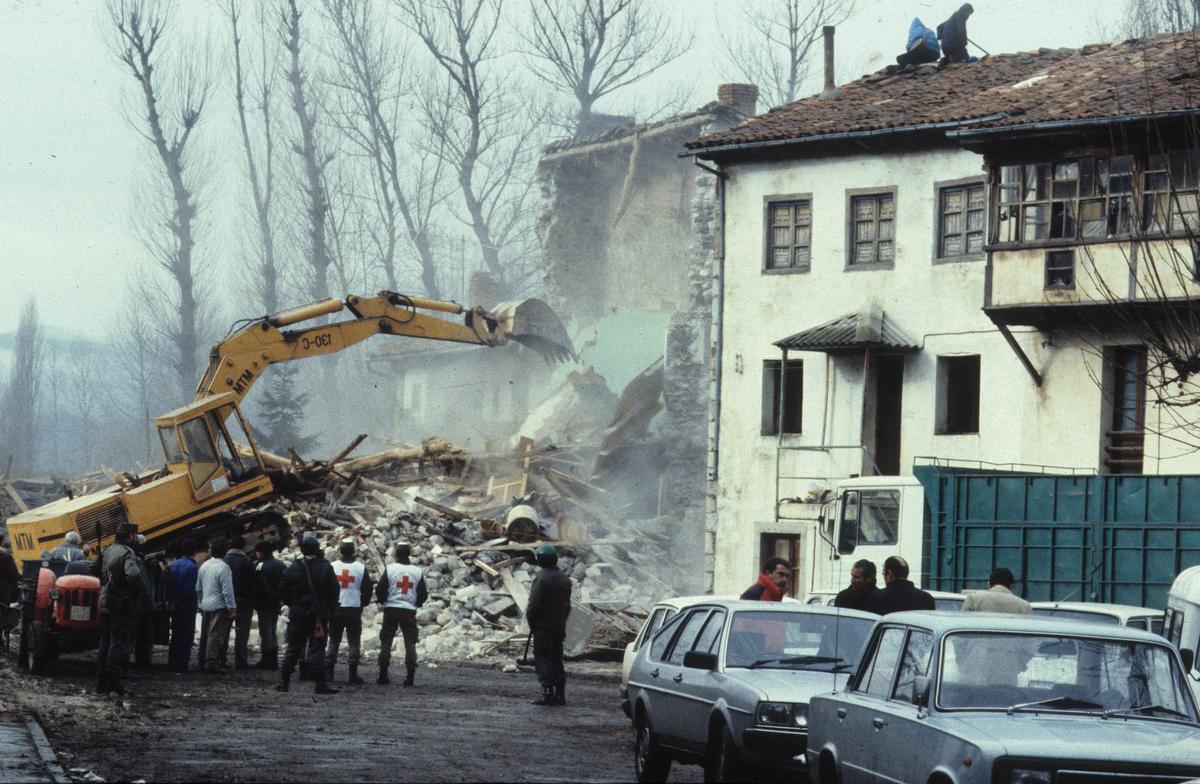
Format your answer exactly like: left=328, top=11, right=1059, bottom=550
left=414, top=495, right=467, bottom=521
left=452, top=538, right=633, bottom=553
left=4, top=483, right=29, bottom=513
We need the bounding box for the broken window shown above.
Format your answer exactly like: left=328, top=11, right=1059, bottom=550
left=766, top=199, right=812, bottom=272
left=848, top=192, right=895, bottom=267
left=937, top=181, right=985, bottom=259
left=1045, top=249, right=1075, bottom=289
left=761, top=359, right=802, bottom=435
left=935, top=355, right=980, bottom=435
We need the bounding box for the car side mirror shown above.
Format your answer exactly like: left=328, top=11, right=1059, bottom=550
left=683, top=650, right=719, bottom=671
left=912, top=675, right=931, bottom=708
left=1182, top=648, right=1195, bottom=673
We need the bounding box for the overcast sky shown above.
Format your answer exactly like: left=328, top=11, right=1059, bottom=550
left=0, top=0, right=1124, bottom=337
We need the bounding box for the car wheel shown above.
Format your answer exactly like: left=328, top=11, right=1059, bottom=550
left=818, top=752, right=841, bottom=784
left=634, top=713, right=671, bottom=783
left=703, top=724, right=742, bottom=784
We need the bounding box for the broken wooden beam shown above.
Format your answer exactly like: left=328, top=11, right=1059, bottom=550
left=413, top=495, right=467, bottom=521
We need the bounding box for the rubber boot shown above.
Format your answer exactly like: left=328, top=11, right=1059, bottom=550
left=314, top=678, right=340, bottom=695
left=276, top=673, right=290, bottom=693
left=554, top=684, right=566, bottom=706
left=267, top=653, right=279, bottom=671
left=110, top=674, right=134, bottom=697
left=324, top=664, right=335, bottom=684
left=403, top=666, right=415, bottom=687
left=95, top=671, right=110, bottom=695
left=531, top=686, right=555, bottom=706
left=377, top=666, right=390, bottom=685
left=348, top=664, right=364, bottom=685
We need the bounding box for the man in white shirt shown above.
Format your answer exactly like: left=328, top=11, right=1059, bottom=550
left=325, top=540, right=373, bottom=685
left=374, top=543, right=427, bottom=686
left=196, top=539, right=237, bottom=671
left=961, top=567, right=1032, bottom=614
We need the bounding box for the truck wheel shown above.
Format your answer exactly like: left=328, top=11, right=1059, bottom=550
left=818, top=752, right=842, bottom=784
left=29, top=621, right=53, bottom=675
left=17, top=616, right=30, bottom=670
left=703, top=724, right=741, bottom=784
left=633, top=713, right=671, bottom=783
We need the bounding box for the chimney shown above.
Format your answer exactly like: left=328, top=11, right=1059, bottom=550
left=717, top=83, right=758, bottom=117
left=822, top=25, right=836, bottom=95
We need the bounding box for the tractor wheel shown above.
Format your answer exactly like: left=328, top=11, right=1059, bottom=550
left=17, top=616, right=31, bottom=670
left=29, top=621, right=54, bottom=675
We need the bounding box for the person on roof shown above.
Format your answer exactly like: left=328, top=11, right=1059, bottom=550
left=895, top=18, right=940, bottom=67
left=937, top=3, right=976, bottom=64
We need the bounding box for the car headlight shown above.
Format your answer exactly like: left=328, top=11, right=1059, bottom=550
left=1011, top=770, right=1052, bottom=784
left=48, top=589, right=60, bottom=601
left=756, top=701, right=793, bottom=726
left=755, top=701, right=808, bottom=728
left=793, top=704, right=808, bottom=728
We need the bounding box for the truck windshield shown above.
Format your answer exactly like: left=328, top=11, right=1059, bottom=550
left=938, top=632, right=1198, bottom=723
left=725, top=611, right=872, bottom=671
left=179, top=417, right=221, bottom=489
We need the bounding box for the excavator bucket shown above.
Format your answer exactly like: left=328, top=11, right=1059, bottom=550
left=492, top=298, right=576, bottom=364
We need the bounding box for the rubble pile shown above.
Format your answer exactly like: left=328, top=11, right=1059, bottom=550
left=256, top=434, right=672, bottom=663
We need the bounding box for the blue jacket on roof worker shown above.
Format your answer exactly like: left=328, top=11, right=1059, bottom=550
left=894, top=18, right=939, bottom=68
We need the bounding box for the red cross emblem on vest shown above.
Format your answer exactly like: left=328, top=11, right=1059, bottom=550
left=397, top=574, right=414, bottom=593
left=336, top=569, right=355, bottom=590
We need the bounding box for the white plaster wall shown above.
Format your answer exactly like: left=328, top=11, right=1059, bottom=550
left=712, top=147, right=1200, bottom=596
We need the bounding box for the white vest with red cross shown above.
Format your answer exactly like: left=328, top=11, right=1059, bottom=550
left=381, top=563, right=423, bottom=610
left=331, top=559, right=366, bottom=608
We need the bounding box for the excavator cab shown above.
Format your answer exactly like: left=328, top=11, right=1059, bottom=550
left=154, top=393, right=270, bottom=502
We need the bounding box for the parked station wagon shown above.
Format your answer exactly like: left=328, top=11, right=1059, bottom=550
left=628, top=599, right=875, bottom=782
left=807, top=612, right=1200, bottom=784
left=1030, top=600, right=1164, bottom=634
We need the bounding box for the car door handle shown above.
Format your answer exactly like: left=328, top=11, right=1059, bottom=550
left=650, top=668, right=659, bottom=678
left=872, top=717, right=888, bottom=729
left=836, top=708, right=847, bottom=719
left=673, top=674, right=683, bottom=684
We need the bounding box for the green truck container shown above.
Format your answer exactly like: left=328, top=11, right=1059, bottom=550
left=915, top=463, right=1200, bottom=609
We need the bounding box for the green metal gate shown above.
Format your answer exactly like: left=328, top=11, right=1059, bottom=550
left=916, top=464, right=1200, bottom=609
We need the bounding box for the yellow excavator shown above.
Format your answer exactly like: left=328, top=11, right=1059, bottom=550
left=4, top=291, right=573, bottom=672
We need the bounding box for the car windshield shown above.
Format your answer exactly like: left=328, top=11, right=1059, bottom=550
left=725, top=610, right=872, bottom=671
left=938, top=632, right=1198, bottom=722
left=1031, top=608, right=1121, bottom=625
left=934, top=597, right=964, bottom=611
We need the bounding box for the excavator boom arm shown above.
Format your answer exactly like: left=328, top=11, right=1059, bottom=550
left=195, top=291, right=572, bottom=403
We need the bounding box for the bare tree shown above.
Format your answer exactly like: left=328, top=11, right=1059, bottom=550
left=522, top=0, right=690, bottom=131
left=324, top=0, right=450, bottom=297
left=108, top=0, right=211, bottom=398
left=2, top=299, right=45, bottom=475
left=1125, top=0, right=1200, bottom=36
left=113, top=293, right=171, bottom=463
left=281, top=0, right=334, bottom=301
left=722, top=0, right=858, bottom=109
left=395, top=0, right=546, bottom=295
left=224, top=0, right=281, bottom=313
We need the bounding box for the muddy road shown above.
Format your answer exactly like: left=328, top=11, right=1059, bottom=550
left=1, top=649, right=705, bottom=783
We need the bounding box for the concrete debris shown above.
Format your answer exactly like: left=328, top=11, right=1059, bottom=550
left=249, top=435, right=664, bottom=664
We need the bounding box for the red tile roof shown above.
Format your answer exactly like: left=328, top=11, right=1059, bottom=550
left=688, top=32, right=1200, bottom=152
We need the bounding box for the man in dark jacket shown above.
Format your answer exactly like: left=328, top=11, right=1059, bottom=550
left=49, top=531, right=88, bottom=562
left=0, top=546, right=19, bottom=653
left=163, top=538, right=199, bottom=673
left=224, top=535, right=255, bottom=669
left=96, top=523, right=147, bottom=695
left=277, top=533, right=339, bottom=694
left=253, top=539, right=285, bottom=670
left=834, top=559, right=879, bottom=612
left=526, top=543, right=571, bottom=707
left=937, top=3, right=974, bottom=63
left=869, top=556, right=935, bottom=615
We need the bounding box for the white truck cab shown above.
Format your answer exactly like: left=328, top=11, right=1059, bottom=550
left=1166, top=565, right=1200, bottom=703
left=805, top=476, right=925, bottom=599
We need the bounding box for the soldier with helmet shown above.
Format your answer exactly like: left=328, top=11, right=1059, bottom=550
left=276, top=533, right=340, bottom=695
left=96, top=522, right=147, bottom=696
left=325, top=539, right=373, bottom=685
left=526, top=543, right=572, bottom=706
left=375, top=542, right=427, bottom=686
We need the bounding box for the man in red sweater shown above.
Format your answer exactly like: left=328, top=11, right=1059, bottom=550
left=740, top=557, right=791, bottom=601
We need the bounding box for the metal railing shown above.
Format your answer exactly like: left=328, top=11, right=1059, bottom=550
left=775, top=443, right=881, bottom=521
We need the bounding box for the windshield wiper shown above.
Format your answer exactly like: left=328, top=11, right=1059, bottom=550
left=746, top=655, right=846, bottom=670
left=1103, top=703, right=1193, bottom=721
left=1006, top=696, right=1103, bottom=714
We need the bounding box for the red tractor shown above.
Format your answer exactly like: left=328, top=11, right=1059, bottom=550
left=18, top=560, right=102, bottom=674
